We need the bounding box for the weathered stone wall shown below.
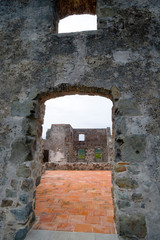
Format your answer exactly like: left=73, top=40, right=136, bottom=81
left=44, top=124, right=74, bottom=163
left=45, top=162, right=111, bottom=171
left=44, top=124, right=111, bottom=164
left=73, top=128, right=109, bottom=162
left=0, top=0, right=160, bottom=239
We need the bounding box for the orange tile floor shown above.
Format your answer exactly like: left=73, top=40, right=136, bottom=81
left=34, top=170, right=116, bottom=234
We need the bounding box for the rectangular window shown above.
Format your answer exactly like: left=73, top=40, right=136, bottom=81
left=79, top=134, right=85, bottom=141
left=95, top=148, right=102, bottom=159
left=78, top=149, right=85, bottom=159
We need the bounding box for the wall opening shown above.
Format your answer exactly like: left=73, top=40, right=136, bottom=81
left=55, top=0, right=97, bottom=33
left=58, top=14, right=97, bottom=33
left=42, top=95, right=113, bottom=139
left=56, top=0, right=96, bottom=20
left=95, top=148, right=102, bottom=159
left=79, top=134, right=85, bottom=141
left=32, top=88, right=116, bottom=235
left=78, top=149, right=85, bottom=159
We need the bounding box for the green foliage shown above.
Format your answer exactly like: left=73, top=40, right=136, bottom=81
left=96, top=153, right=102, bottom=159
left=78, top=155, right=85, bottom=159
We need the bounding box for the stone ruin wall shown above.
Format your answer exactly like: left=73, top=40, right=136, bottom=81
left=0, top=0, right=160, bottom=239
left=43, top=124, right=112, bottom=170
left=44, top=124, right=74, bottom=163
left=73, top=128, right=110, bottom=163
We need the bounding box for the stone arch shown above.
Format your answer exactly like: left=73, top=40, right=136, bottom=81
left=3, top=83, right=117, bottom=239
left=1, top=0, right=159, bottom=238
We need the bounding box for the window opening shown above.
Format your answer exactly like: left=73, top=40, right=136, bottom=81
left=58, top=14, right=97, bottom=33
left=79, top=134, right=85, bottom=141
left=78, top=149, right=85, bottom=159
left=95, top=148, right=102, bottom=159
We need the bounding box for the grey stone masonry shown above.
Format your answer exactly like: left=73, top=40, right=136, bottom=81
left=44, top=124, right=112, bottom=164
left=0, top=0, right=160, bottom=239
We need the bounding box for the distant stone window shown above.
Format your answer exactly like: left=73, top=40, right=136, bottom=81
left=78, top=149, right=85, bottom=159
left=95, top=148, right=102, bottom=159
left=79, top=134, right=85, bottom=141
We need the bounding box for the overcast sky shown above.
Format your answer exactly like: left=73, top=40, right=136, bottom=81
left=42, top=15, right=112, bottom=139
left=42, top=95, right=113, bottom=138
left=58, top=14, right=97, bottom=33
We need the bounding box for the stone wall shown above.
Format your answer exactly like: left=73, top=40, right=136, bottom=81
left=44, top=124, right=111, bottom=164
left=73, top=128, right=110, bottom=162
left=44, top=124, right=74, bottom=163
left=0, top=0, right=160, bottom=239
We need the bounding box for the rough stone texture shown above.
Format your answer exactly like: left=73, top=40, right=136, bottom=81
left=16, top=166, right=31, bottom=178
left=132, top=193, right=143, bottom=202
left=46, top=162, right=111, bottom=171
left=21, top=179, right=34, bottom=192
left=5, top=189, right=17, bottom=198
left=0, top=0, right=160, bottom=239
left=19, top=194, right=29, bottom=205
left=10, top=202, right=33, bottom=224
left=14, top=227, right=28, bottom=240
left=119, top=215, right=147, bottom=239
left=44, top=124, right=74, bottom=163
left=115, top=177, right=139, bottom=189
left=1, top=200, right=13, bottom=208
left=114, top=164, right=126, bottom=173
left=44, top=124, right=112, bottom=164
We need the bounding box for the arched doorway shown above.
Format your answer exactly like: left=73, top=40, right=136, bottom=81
left=30, top=85, right=116, bottom=236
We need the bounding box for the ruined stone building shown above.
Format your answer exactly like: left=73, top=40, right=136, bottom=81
left=43, top=124, right=112, bottom=164
left=0, top=0, right=160, bottom=239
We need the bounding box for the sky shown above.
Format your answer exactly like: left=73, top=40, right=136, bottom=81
left=58, top=14, right=97, bottom=33
left=42, top=15, right=112, bottom=139
left=42, top=95, right=113, bottom=138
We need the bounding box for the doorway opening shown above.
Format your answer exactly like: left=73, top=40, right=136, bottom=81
left=33, top=91, right=116, bottom=234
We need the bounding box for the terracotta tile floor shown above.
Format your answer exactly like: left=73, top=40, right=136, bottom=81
left=34, top=170, right=116, bottom=234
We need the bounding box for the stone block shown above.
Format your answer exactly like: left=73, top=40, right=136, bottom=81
left=1, top=200, right=13, bottom=207
left=114, top=164, right=126, bottom=172
left=127, top=165, right=140, bottom=175
left=19, top=194, right=29, bottom=204
left=11, top=100, right=39, bottom=119
left=21, top=179, right=34, bottom=192
left=16, top=166, right=31, bottom=178
left=115, top=99, right=141, bottom=116
left=10, top=202, right=33, bottom=223
left=115, top=177, right=138, bottom=189
left=118, top=191, right=129, bottom=200
left=119, top=214, right=147, bottom=238
left=117, top=200, right=131, bottom=209
left=141, top=202, right=145, bottom=208
left=121, top=135, right=146, bottom=163
left=9, top=139, right=31, bottom=163
left=10, top=179, right=18, bottom=190
left=99, top=6, right=117, bottom=17
left=6, top=189, right=17, bottom=198
left=114, top=117, right=127, bottom=137
left=14, top=226, right=28, bottom=240
left=132, top=193, right=143, bottom=201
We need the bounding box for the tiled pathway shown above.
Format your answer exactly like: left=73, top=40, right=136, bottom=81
left=34, top=171, right=116, bottom=234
